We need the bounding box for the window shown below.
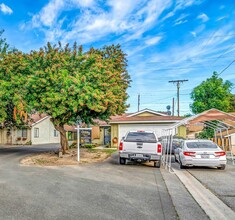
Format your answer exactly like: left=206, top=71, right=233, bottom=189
left=125, top=132, right=157, bottom=143
left=17, top=129, right=28, bottom=138
left=54, top=130, right=59, bottom=137
left=186, top=142, right=217, bottom=149
left=22, top=129, right=27, bottom=138
left=34, top=128, right=39, bottom=138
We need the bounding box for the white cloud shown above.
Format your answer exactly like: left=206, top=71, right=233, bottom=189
left=197, top=13, right=209, bottom=22
left=217, top=16, right=227, bottom=21
left=27, top=0, right=206, bottom=46
left=190, top=31, right=196, bottom=37
left=0, top=3, right=13, bottom=15
left=145, top=36, right=162, bottom=45
left=31, top=0, right=64, bottom=27
left=173, top=13, right=189, bottom=26
left=71, top=0, right=95, bottom=7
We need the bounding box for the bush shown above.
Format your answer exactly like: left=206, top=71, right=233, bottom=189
left=82, top=144, right=95, bottom=149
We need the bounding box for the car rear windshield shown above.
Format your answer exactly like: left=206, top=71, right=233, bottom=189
left=186, top=142, right=217, bottom=149
left=125, top=132, right=157, bottom=143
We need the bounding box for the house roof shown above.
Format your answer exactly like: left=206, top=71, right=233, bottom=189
left=30, top=114, right=49, bottom=126
left=64, top=125, right=77, bottom=132
left=109, top=108, right=181, bottom=124
left=92, top=119, right=109, bottom=126
left=127, top=108, right=168, bottom=117
left=110, top=115, right=182, bottom=124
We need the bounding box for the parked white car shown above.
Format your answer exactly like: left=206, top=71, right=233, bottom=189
left=175, top=139, right=226, bottom=170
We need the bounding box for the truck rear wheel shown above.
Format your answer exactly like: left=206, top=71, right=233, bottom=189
left=154, top=161, right=161, bottom=168
left=119, top=157, right=126, bottom=165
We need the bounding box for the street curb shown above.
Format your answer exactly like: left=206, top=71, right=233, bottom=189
left=173, top=168, right=235, bottom=220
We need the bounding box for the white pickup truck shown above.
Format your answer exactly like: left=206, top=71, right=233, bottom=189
left=119, top=130, right=162, bottom=168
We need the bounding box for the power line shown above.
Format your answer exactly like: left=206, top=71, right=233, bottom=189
left=218, top=60, right=235, bottom=76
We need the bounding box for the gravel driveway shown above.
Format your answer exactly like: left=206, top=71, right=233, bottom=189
left=0, top=145, right=177, bottom=220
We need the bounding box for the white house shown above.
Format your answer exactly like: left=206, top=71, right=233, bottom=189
left=30, top=114, right=60, bottom=145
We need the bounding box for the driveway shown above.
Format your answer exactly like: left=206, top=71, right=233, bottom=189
left=172, top=159, right=235, bottom=212
left=0, top=145, right=177, bottom=220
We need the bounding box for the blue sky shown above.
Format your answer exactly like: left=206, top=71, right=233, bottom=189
left=1, top=0, right=235, bottom=115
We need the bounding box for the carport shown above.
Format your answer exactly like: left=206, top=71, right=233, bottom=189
left=161, top=109, right=235, bottom=172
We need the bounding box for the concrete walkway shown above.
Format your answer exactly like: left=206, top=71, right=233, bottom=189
left=174, top=168, right=235, bottom=220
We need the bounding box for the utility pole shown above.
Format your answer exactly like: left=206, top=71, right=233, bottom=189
left=138, top=94, right=140, bottom=112
left=172, top=97, right=174, bottom=116
left=169, top=80, right=188, bottom=117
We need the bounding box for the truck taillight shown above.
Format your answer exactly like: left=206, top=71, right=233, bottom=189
left=157, top=144, right=162, bottom=153
left=119, top=142, right=123, bottom=151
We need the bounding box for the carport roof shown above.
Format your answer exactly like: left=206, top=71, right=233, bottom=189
left=166, top=108, right=235, bottom=130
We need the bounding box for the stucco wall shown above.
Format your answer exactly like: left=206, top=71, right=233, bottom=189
left=31, top=117, right=60, bottom=145
left=0, top=128, right=31, bottom=145
left=177, top=125, right=187, bottom=138
left=111, top=124, right=118, bottom=148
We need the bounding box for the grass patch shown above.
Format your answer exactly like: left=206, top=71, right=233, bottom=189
left=101, top=149, right=117, bottom=155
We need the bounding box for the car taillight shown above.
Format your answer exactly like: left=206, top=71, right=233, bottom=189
left=215, top=151, right=226, bottom=157
left=119, top=142, right=123, bottom=151
left=157, top=144, right=162, bottom=153
left=183, top=151, right=196, bottom=157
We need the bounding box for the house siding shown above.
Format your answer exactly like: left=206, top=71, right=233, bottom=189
left=0, top=128, right=31, bottom=145
left=111, top=124, right=118, bottom=148
left=177, top=125, right=187, bottom=138
left=136, top=112, right=157, bottom=117
left=31, top=117, right=60, bottom=145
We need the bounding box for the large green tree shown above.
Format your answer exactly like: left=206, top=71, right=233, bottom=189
left=25, top=43, right=130, bottom=153
left=190, top=72, right=234, bottom=114
left=0, top=30, right=27, bottom=127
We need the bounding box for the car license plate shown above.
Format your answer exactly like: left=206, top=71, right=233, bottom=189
left=135, top=154, right=143, bottom=157
left=201, top=154, right=209, bottom=159
left=151, top=155, right=158, bottom=160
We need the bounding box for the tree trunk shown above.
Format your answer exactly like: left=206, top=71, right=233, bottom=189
left=55, top=124, right=69, bottom=154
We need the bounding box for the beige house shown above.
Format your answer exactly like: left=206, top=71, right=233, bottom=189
left=0, top=114, right=60, bottom=145
left=109, top=109, right=184, bottom=148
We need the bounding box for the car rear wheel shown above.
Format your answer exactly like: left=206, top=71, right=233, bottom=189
left=179, top=159, right=186, bottom=169
left=218, top=165, right=226, bottom=170
left=154, top=161, right=161, bottom=168
left=119, top=157, right=126, bottom=165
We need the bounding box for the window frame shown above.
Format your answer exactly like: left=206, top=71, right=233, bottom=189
left=34, top=128, right=39, bottom=138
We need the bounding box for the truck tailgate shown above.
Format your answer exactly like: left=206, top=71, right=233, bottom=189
left=123, top=141, right=156, bottom=154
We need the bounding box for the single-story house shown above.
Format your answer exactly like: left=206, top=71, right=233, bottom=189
left=0, top=114, right=61, bottom=145
left=109, top=108, right=184, bottom=147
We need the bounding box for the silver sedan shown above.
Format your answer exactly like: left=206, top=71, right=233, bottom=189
left=175, top=139, right=227, bottom=170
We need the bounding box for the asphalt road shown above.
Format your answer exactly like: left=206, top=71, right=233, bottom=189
left=172, top=158, right=235, bottom=212
left=0, top=145, right=177, bottom=220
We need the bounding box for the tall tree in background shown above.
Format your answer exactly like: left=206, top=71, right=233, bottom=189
left=0, top=30, right=27, bottom=127
left=26, top=43, right=130, bottom=153
left=190, top=72, right=234, bottom=114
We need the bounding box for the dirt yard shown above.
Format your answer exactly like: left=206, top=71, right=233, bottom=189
left=20, top=148, right=117, bottom=166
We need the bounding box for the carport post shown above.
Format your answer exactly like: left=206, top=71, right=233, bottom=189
left=77, top=124, right=80, bottom=162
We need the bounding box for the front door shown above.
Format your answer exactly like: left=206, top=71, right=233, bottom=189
left=104, top=127, right=111, bottom=145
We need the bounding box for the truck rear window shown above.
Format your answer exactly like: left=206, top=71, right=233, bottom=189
left=125, top=132, right=157, bottom=143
